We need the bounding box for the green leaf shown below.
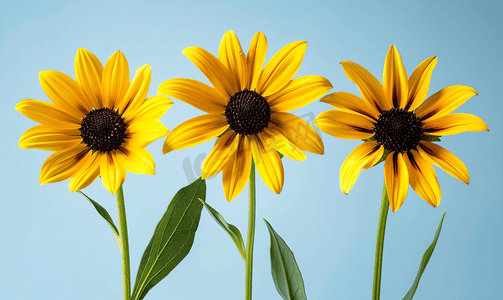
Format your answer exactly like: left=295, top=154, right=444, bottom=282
left=131, top=178, right=206, bottom=300
left=264, top=219, right=307, bottom=300
left=402, top=211, right=446, bottom=300
left=423, top=136, right=441, bottom=142
left=78, top=191, right=119, bottom=239
left=374, top=149, right=390, bottom=166
left=199, top=199, right=246, bottom=261
left=361, top=137, right=388, bottom=167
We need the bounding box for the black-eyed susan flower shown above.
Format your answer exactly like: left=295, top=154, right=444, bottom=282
left=159, top=30, right=331, bottom=201
left=314, top=45, right=489, bottom=212
left=16, top=48, right=172, bottom=194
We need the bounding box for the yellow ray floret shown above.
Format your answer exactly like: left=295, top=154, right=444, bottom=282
left=159, top=30, right=332, bottom=201
left=316, top=44, right=488, bottom=211
left=17, top=48, right=172, bottom=194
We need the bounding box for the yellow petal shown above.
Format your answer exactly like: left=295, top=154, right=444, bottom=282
left=127, top=119, right=170, bottom=148
left=268, top=75, right=332, bottom=112
left=340, top=141, right=384, bottom=194
left=406, top=56, right=437, bottom=111
left=314, top=110, right=374, bottom=140
left=40, top=144, right=90, bottom=184
left=100, top=152, right=127, bottom=194
left=183, top=46, right=239, bottom=99
left=219, top=30, right=248, bottom=90
left=15, top=99, right=81, bottom=127
left=422, top=113, right=489, bottom=136
left=201, top=131, right=239, bottom=179
left=75, top=48, right=104, bottom=109
left=251, top=133, right=284, bottom=194
left=19, top=125, right=82, bottom=151
left=101, top=50, right=129, bottom=110
left=415, top=85, right=478, bottom=121
left=158, top=78, right=226, bottom=113
left=256, top=41, right=307, bottom=97
left=247, top=32, right=267, bottom=90
left=403, top=150, right=441, bottom=208
left=222, top=136, right=252, bottom=201
left=39, top=70, right=90, bottom=116
left=162, top=114, right=229, bottom=154
left=269, top=112, right=324, bottom=154
left=69, top=152, right=101, bottom=192
left=120, top=64, right=151, bottom=119
left=130, top=95, right=173, bottom=121
left=383, top=45, right=408, bottom=109
left=115, top=144, right=155, bottom=175
left=417, top=141, right=469, bottom=184
left=340, top=61, right=391, bottom=114
left=384, top=152, right=409, bottom=212
left=320, top=92, right=378, bottom=120
left=262, top=128, right=306, bottom=161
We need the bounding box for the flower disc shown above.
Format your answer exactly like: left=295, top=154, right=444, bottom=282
left=225, top=89, right=270, bottom=135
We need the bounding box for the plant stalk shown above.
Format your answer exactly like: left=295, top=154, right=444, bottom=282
left=372, top=180, right=390, bottom=300
left=116, top=186, right=131, bottom=300
left=245, top=160, right=256, bottom=300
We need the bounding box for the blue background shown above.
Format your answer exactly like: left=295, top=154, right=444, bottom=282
left=1, top=0, right=501, bottom=299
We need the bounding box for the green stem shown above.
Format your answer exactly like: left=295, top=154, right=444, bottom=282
left=245, top=160, right=256, bottom=300
left=116, top=186, right=131, bottom=300
left=372, top=180, right=389, bottom=300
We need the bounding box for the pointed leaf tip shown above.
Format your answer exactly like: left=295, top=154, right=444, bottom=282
left=264, top=219, right=307, bottom=300
left=78, top=191, right=120, bottom=239
left=402, top=211, right=446, bottom=300
left=200, top=198, right=246, bottom=261
left=132, top=178, right=206, bottom=300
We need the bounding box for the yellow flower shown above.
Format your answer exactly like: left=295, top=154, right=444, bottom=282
left=159, top=30, right=331, bottom=201
left=314, top=45, right=489, bottom=212
left=16, top=48, right=172, bottom=194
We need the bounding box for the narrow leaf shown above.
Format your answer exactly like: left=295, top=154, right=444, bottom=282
left=132, top=178, right=206, bottom=300
left=200, top=199, right=246, bottom=261
left=264, top=219, right=307, bottom=300
left=78, top=191, right=119, bottom=239
left=402, top=211, right=446, bottom=300
left=423, top=136, right=441, bottom=142
left=374, top=149, right=390, bottom=166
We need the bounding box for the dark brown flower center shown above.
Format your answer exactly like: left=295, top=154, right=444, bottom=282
left=79, top=107, right=127, bottom=152
left=225, top=89, right=270, bottom=135
left=372, top=108, right=423, bottom=153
